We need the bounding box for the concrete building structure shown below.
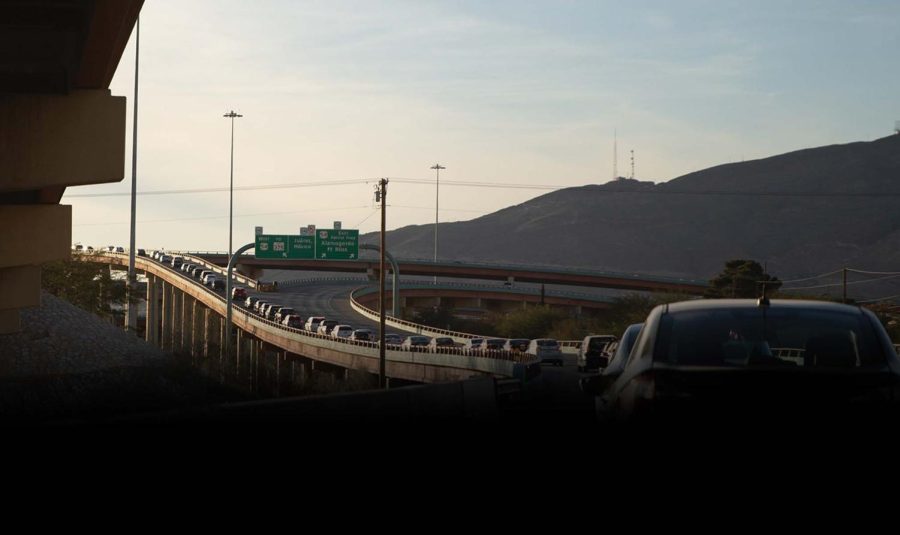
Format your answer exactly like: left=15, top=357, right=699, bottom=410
left=0, top=0, right=142, bottom=333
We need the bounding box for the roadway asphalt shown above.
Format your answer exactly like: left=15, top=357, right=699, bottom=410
left=239, top=274, right=600, bottom=423
left=151, top=260, right=599, bottom=430
left=243, top=277, right=387, bottom=333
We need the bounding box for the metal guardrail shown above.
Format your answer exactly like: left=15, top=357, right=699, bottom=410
left=350, top=285, right=584, bottom=352
left=177, top=252, right=260, bottom=289
left=349, top=286, right=487, bottom=343
left=87, top=250, right=261, bottom=290
left=351, top=282, right=616, bottom=304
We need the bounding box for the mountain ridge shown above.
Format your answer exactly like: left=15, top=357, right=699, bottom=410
left=363, top=134, right=900, bottom=283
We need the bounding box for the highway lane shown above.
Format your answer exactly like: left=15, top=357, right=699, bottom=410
left=243, top=275, right=598, bottom=417
left=241, top=277, right=394, bottom=334
left=182, top=262, right=599, bottom=421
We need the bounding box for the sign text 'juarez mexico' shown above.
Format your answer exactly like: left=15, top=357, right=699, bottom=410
left=255, top=234, right=315, bottom=259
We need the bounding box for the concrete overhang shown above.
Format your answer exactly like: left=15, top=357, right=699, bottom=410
left=0, top=0, right=142, bottom=201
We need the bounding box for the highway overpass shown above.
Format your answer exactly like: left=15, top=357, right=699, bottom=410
left=84, top=251, right=542, bottom=389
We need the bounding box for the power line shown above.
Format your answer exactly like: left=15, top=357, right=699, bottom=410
left=65, top=175, right=900, bottom=199
left=781, top=272, right=900, bottom=291
left=774, top=269, right=845, bottom=284
left=856, top=294, right=900, bottom=304
left=64, top=178, right=374, bottom=198
left=847, top=268, right=900, bottom=276
left=353, top=208, right=380, bottom=228
left=73, top=205, right=371, bottom=227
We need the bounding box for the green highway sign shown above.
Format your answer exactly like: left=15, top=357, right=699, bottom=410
left=315, top=229, right=359, bottom=260
left=255, top=234, right=315, bottom=259
left=255, top=229, right=357, bottom=260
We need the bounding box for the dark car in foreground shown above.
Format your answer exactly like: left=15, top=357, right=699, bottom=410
left=582, top=299, right=900, bottom=427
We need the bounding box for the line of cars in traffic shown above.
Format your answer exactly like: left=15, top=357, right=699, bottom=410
left=234, top=295, right=566, bottom=358
left=73, top=244, right=147, bottom=256
left=148, top=250, right=227, bottom=290
left=138, top=249, right=580, bottom=363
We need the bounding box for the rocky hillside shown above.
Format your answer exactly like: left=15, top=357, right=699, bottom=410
left=364, top=134, right=900, bottom=285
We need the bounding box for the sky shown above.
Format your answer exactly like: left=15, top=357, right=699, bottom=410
left=65, top=0, right=900, bottom=252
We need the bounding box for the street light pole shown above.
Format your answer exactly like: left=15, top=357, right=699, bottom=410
left=126, top=15, right=139, bottom=333
left=224, top=110, right=242, bottom=260
left=430, top=163, right=445, bottom=285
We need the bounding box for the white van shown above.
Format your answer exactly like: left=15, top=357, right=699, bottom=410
left=304, top=316, right=325, bottom=332
left=527, top=338, right=564, bottom=367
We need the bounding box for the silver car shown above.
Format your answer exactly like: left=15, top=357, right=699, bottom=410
left=527, top=338, right=564, bottom=366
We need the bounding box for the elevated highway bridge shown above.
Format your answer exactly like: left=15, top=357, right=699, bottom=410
left=85, top=251, right=542, bottom=390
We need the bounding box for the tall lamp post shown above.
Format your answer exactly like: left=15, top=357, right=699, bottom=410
left=126, top=15, right=140, bottom=333
left=224, top=110, right=242, bottom=259
left=430, top=163, right=445, bottom=284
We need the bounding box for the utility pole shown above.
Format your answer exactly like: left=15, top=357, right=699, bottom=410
left=431, top=164, right=445, bottom=285
left=377, top=178, right=389, bottom=388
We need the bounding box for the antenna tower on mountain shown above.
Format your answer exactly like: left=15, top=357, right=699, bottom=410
left=895, top=120, right=899, bottom=135
left=630, top=150, right=635, bottom=179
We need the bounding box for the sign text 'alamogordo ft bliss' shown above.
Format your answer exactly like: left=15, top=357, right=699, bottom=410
left=255, top=229, right=358, bottom=260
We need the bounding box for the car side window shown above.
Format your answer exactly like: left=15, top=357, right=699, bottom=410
left=625, top=307, right=662, bottom=369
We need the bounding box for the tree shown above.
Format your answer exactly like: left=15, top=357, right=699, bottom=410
left=42, top=252, right=127, bottom=318
left=493, top=305, right=567, bottom=339
left=707, top=259, right=781, bottom=298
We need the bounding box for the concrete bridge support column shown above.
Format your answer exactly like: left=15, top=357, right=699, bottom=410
left=179, top=294, right=191, bottom=354
left=249, top=338, right=260, bottom=394
left=238, top=334, right=254, bottom=391
left=143, top=275, right=152, bottom=344
left=219, top=315, right=226, bottom=357
left=258, top=343, right=272, bottom=397
left=272, top=350, right=284, bottom=398
left=145, top=275, right=159, bottom=346
left=235, top=328, right=243, bottom=378
left=160, top=281, right=172, bottom=352
left=287, top=355, right=310, bottom=393
left=202, top=307, right=211, bottom=359
left=190, top=300, right=201, bottom=361
left=171, top=289, right=183, bottom=355
left=218, top=314, right=226, bottom=382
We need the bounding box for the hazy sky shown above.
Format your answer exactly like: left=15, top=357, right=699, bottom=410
left=65, top=0, right=900, bottom=251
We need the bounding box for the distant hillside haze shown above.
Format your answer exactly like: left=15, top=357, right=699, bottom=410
left=363, top=134, right=900, bottom=282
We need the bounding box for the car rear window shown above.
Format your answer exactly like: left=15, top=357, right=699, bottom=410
left=537, top=340, right=559, bottom=348
left=654, top=307, right=887, bottom=368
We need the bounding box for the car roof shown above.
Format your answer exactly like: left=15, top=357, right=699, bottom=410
left=664, top=298, right=865, bottom=315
